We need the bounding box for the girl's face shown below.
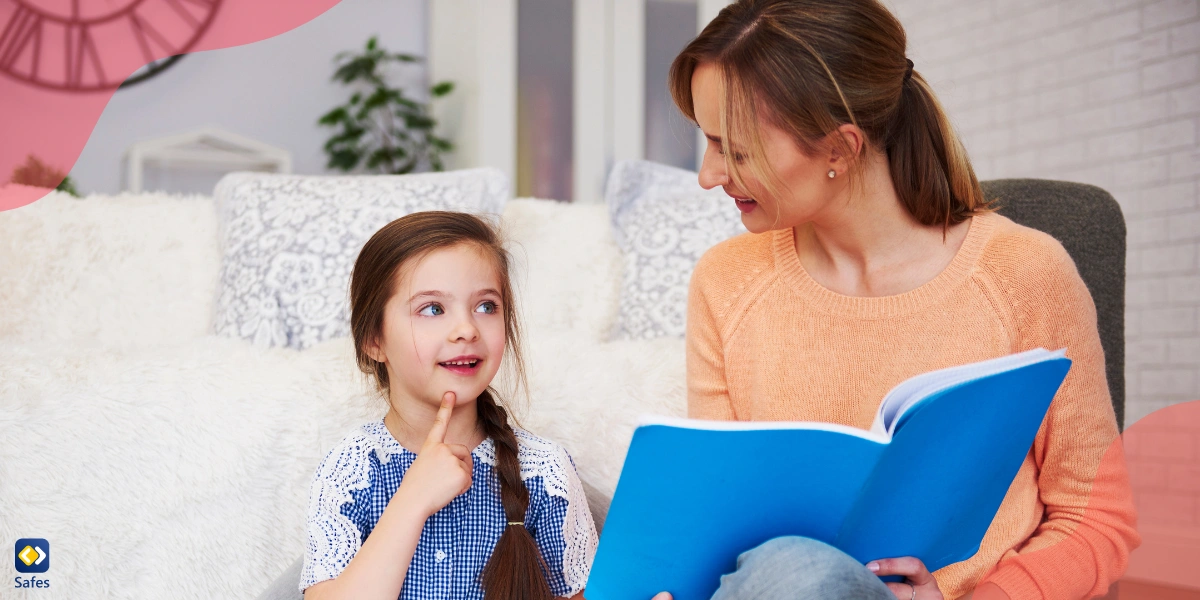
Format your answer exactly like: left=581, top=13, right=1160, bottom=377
left=691, top=62, right=843, bottom=233
left=368, top=243, right=507, bottom=411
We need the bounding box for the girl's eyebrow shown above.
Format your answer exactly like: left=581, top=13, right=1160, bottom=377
left=408, top=289, right=501, bottom=302
left=408, top=290, right=448, bottom=303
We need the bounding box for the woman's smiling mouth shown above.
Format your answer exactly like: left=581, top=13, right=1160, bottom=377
left=733, top=197, right=757, bottom=213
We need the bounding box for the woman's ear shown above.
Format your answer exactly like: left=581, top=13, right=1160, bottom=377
left=828, top=123, right=866, bottom=174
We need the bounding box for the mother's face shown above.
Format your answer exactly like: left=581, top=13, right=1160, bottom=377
left=691, top=62, right=844, bottom=234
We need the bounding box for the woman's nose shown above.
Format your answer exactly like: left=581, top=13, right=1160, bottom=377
left=697, top=147, right=729, bottom=190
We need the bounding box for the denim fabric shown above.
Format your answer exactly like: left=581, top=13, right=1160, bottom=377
left=710, top=537, right=895, bottom=600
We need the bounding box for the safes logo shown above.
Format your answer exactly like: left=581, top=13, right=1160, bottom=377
left=14, top=539, right=49, bottom=574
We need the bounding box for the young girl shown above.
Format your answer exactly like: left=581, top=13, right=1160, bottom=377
left=300, top=211, right=597, bottom=600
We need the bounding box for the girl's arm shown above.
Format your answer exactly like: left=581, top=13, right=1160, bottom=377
left=306, top=393, right=474, bottom=600
left=303, top=494, right=428, bottom=600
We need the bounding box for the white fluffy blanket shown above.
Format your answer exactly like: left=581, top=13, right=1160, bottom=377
left=0, top=193, right=687, bottom=599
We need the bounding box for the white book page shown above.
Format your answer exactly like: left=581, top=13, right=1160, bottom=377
left=868, top=348, right=1067, bottom=436
left=638, top=414, right=892, bottom=444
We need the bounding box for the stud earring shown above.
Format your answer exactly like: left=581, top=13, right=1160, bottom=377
left=828, top=169, right=836, bottom=179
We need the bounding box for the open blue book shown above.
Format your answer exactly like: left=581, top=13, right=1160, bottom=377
left=586, top=348, right=1072, bottom=600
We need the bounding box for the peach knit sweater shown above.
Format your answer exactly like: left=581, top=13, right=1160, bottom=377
left=686, top=212, right=1139, bottom=600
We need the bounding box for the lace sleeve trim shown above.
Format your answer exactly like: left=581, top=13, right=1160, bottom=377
left=300, top=423, right=403, bottom=590
left=475, top=429, right=599, bottom=593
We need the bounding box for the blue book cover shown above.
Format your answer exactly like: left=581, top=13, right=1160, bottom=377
left=585, top=348, right=1072, bottom=600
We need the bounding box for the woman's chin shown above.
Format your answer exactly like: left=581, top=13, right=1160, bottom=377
left=740, top=212, right=778, bottom=235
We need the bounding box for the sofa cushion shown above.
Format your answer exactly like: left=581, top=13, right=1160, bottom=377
left=605, top=160, right=745, bottom=340
left=0, top=191, right=220, bottom=348
left=501, top=198, right=623, bottom=342
left=212, top=169, right=508, bottom=349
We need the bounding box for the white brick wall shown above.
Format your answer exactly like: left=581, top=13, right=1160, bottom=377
left=888, top=0, right=1200, bottom=426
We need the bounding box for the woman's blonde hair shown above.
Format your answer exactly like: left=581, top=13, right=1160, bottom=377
left=669, top=0, right=991, bottom=229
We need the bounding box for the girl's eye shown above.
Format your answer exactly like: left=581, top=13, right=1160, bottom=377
left=418, top=304, right=444, bottom=316
left=476, top=301, right=498, bottom=314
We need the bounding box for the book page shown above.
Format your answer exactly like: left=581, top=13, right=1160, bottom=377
left=870, top=348, right=1066, bottom=436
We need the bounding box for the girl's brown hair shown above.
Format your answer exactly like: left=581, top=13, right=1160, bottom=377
left=349, top=211, right=553, bottom=600
left=669, top=0, right=990, bottom=229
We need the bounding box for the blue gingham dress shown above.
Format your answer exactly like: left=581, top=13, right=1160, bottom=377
left=301, top=420, right=598, bottom=598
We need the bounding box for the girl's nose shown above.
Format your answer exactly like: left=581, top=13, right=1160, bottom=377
left=449, top=316, right=480, bottom=343
left=697, top=147, right=729, bottom=190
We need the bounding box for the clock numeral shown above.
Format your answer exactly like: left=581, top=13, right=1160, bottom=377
left=65, top=23, right=106, bottom=88
left=129, top=12, right=177, bottom=65
left=0, top=3, right=43, bottom=74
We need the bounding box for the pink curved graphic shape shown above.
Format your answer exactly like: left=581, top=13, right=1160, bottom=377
left=0, top=0, right=343, bottom=212
left=1122, top=398, right=1200, bottom=592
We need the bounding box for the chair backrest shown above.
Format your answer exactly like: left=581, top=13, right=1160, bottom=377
left=981, top=179, right=1126, bottom=430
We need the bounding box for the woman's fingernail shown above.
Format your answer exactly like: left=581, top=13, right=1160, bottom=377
left=867, top=562, right=880, bottom=572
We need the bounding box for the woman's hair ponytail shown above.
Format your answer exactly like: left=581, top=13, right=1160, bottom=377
left=886, top=70, right=984, bottom=229
left=476, top=389, right=554, bottom=600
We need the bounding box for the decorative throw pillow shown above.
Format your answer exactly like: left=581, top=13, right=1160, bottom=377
left=213, top=169, right=509, bottom=349
left=606, top=160, right=747, bottom=340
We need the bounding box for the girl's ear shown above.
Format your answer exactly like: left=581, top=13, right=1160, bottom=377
left=364, top=335, right=386, bottom=364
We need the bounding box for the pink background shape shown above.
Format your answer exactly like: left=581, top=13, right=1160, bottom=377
left=1123, top=398, right=1200, bottom=591
left=0, top=0, right=343, bottom=212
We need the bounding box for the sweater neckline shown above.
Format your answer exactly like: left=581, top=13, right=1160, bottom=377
left=771, top=211, right=996, bottom=319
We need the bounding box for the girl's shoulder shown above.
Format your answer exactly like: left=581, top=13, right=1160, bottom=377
left=311, top=420, right=410, bottom=484
left=476, top=428, right=583, bottom=502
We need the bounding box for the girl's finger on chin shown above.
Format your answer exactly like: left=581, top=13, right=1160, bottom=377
left=651, top=593, right=673, bottom=600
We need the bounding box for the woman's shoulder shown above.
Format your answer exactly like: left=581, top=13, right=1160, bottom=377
left=976, top=212, right=1082, bottom=287
left=695, top=230, right=775, bottom=279
left=690, top=231, right=778, bottom=314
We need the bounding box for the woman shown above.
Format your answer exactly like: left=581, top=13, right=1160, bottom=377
left=656, top=1, right=1139, bottom=599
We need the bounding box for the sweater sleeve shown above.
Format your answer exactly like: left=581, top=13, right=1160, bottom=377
left=686, top=252, right=737, bottom=420
left=980, top=239, right=1140, bottom=599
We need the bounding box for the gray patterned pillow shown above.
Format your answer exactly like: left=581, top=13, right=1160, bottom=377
left=213, top=169, right=509, bottom=349
left=606, top=160, right=747, bottom=340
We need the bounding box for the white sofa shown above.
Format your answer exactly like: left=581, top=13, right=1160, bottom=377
left=0, top=190, right=687, bottom=599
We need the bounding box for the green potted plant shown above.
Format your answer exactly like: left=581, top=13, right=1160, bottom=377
left=319, top=36, right=454, bottom=174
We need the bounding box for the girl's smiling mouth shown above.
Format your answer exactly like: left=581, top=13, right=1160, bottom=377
left=439, top=355, right=482, bottom=375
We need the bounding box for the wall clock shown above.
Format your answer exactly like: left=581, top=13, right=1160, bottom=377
left=0, top=0, right=222, bottom=92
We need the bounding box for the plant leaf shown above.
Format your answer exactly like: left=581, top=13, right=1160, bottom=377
left=318, top=106, right=350, bottom=127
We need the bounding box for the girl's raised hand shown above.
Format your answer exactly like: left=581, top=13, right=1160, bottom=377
left=395, top=392, right=474, bottom=518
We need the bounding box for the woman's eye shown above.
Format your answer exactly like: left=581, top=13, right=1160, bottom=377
left=476, top=301, right=498, bottom=314
left=418, top=304, right=444, bottom=316
left=716, top=147, right=745, bottom=163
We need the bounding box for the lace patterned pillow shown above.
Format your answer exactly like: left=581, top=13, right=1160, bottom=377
left=213, top=169, right=509, bottom=349
left=606, top=160, right=747, bottom=340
